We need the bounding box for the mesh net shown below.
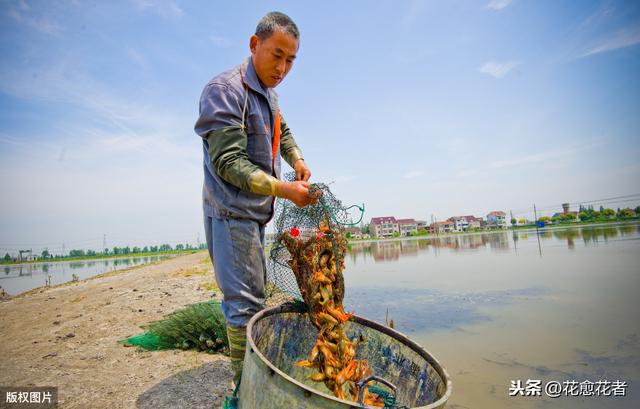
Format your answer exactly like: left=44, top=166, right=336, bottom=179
left=266, top=173, right=364, bottom=306
left=118, top=300, right=228, bottom=353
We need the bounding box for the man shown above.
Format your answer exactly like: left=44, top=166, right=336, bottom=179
left=194, top=11, right=316, bottom=386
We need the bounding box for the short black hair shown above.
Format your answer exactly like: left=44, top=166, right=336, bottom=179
left=255, top=11, right=299, bottom=41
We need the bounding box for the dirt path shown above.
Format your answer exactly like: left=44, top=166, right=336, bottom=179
left=0, top=251, right=233, bottom=409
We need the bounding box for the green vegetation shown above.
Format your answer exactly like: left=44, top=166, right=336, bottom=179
left=1, top=243, right=208, bottom=265
left=118, top=300, right=227, bottom=353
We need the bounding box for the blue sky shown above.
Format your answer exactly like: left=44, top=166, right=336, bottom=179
left=1, top=0, right=639, bottom=254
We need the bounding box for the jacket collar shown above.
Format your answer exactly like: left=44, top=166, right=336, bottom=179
left=241, top=56, right=269, bottom=99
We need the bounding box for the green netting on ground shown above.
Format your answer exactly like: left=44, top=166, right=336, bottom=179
left=266, top=172, right=364, bottom=306
left=118, top=299, right=227, bottom=353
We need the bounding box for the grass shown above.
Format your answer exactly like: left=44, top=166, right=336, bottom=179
left=197, top=281, right=219, bottom=292
left=173, top=264, right=212, bottom=278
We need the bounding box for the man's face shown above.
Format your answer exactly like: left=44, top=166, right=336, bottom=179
left=250, top=30, right=298, bottom=88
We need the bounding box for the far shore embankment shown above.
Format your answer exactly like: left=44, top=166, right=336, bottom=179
left=348, top=220, right=639, bottom=245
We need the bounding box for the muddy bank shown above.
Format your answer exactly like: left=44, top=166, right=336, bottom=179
left=0, top=251, right=232, bottom=409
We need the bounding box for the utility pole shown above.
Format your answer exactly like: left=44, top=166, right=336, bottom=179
left=103, top=234, right=107, bottom=252
left=534, top=203, right=542, bottom=257
left=430, top=214, right=434, bottom=236
left=510, top=210, right=518, bottom=254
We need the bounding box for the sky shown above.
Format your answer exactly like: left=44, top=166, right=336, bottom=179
left=1, top=0, right=639, bottom=255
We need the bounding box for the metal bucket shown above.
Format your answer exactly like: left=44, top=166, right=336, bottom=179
left=239, top=303, right=452, bottom=408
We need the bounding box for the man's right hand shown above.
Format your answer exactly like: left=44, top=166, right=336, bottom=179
left=275, top=181, right=320, bottom=208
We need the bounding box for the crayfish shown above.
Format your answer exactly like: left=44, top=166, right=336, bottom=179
left=282, top=221, right=384, bottom=406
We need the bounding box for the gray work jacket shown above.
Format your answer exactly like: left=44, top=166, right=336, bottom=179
left=194, top=56, right=293, bottom=225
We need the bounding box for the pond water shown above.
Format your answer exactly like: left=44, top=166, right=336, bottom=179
left=0, top=255, right=173, bottom=296
left=342, top=223, right=639, bottom=409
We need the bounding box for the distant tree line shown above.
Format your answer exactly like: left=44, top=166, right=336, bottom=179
left=3, top=242, right=208, bottom=263
left=537, top=206, right=639, bottom=224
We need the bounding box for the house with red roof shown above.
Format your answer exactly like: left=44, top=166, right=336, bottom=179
left=397, top=218, right=418, bottom=236
left=369, top=216, right=399, bottom=238
left=429, top=220, right=455, bottom=233
left=463, top=215, right=482, bottom=229
left=447, top=216, right=469, bottom=232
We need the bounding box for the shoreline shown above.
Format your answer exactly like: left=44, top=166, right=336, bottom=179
left=0, top=252, right=232, bottom=409
left=5, top=253, right=182, bottom=300
left=1, top=249, right=203, bottom=266
left=348, top=220, right=639, bottom=245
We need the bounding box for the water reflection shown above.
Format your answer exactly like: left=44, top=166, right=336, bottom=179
left=0, top=255, right=172, bottom=295
left=345, top=286, right=551, bottom=333
left=347, top=223, right=639, bottom=262
left=343, top=222, right=640, bottom=409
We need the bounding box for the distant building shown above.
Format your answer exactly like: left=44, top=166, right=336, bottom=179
left=552, top=203, right=578, bottom=220
left=397, top=218, right=418, bottom=236
left=430, top=220, right=455, bottom=233
left=464, top=215, right=482, bottom=230
left=344, top=226, right=363, bottom=239
left=447, top=216, right=469, bottom=232
left=416, top=220, right=428, bottom=231
left=18, top=250, right=36, bottom=262
left=369, top=217, right=399, bottom=238
left=486, top=211, right=508, bottom=229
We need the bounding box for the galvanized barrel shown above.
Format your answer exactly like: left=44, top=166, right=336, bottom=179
left=239, top=303, right=452, bottom=408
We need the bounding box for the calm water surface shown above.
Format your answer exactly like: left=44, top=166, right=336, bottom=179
left=0, top=255, right=173, bottom=296
left=342, top=223, right=640, bottom=409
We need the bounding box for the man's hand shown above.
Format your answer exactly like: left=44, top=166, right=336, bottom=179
left=294, top=159, right=311, bottom=181
left=276, top=180, right=319, bottom=208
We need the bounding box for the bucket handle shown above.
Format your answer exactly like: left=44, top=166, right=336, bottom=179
left=356, top=375, right=397, bottom=407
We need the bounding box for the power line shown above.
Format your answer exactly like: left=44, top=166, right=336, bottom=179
left=509, top=193, right=640, bottom=214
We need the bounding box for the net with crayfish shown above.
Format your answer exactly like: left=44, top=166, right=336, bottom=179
left=267, top=174, right=384, bottom=406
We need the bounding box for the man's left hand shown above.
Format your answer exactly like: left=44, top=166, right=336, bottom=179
left=294, top=159, right=311, bottom=181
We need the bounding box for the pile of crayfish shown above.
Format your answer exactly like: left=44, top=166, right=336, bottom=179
left=281, top=221, right=385, bottom=406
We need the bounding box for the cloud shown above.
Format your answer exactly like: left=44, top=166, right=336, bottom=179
left=490, top=141, right=603, bottom=170
left=132, top=0, right=183, bottom=19
left=210, top=35, right=232, bottom=48
left=496, top=142, right=601, bottom=169
left=578, top=2, right=614, bottom=29
left=486, top=0, right=513, bottom=11
left=126, top=47, right=149, bottom=69
left=479, top=61, right=519, bottom=78
left=8, top=4, right=63, bottom=34
left=457, top=142, right=602, bottom=178
left=403, top=170, right=424, bottom=179
left=0, top=133, right=26, bottom=146
left=0, top=56, right=196, bottom=166
left=581, top=27, right=640, bottom=57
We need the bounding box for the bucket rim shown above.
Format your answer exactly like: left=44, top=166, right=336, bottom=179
left=245, top=303, right=453, bottom=408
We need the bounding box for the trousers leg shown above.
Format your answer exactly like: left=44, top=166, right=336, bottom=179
left=210, top=217, right=266, bottom=327
left=209, top=217, right=266, bottom=385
